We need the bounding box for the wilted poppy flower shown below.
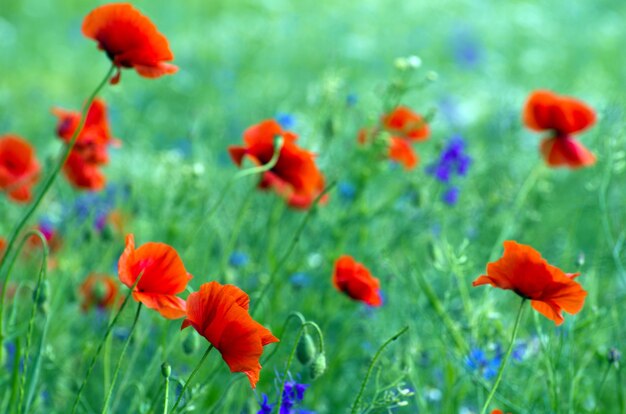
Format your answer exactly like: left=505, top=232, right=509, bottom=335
left=79, top=274, right=120, bottom=312
left=82, top=3, right=178, bottom=85
left=228, top=120, right=326, bottom=209
left=332, top=255, right=382, bottom=307
left=181, top=281, right=279, bottom=388
left=523, top=90, right=596, bottom=168
left=0, top=134, right=41, bottom=203
left=473, top=241, right=587, bottom=325
left=53, top=99, right=118, bottom=191
left=118, top=234, right=191, bottom=319
left=357, top=106, right=429, bottom=170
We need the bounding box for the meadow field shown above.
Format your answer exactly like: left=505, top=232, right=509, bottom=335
left=1, top=0, right=625, bottom=413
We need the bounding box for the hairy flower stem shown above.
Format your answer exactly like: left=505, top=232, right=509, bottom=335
left=100, top=303, right=142, bottom=414
left=17, top=231, right=48, bottom=414
left=70, top=273, right=143, bottom=414
left=479, top=298, right=526, bottom=414
left=350, top=326, right=409, bottom=414
left=170, top=345, right=214, bottom=413
left=0, top=64, right=115, bottom=288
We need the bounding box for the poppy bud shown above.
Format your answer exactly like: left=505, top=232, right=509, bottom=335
left=297, top=333, right=316, bottom=366
left=310, top=353, right=326, bottom=380
left=161, top=362, right=171, bottom=379
left=183, top=331, right=200, bottom=355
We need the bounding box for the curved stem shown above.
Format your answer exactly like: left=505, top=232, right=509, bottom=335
left=18, top=230, right=48, bottom=414
left=170, top=345, right=214, bottom=413
left=262, top=312, right=306, bottom=364
left=100, top=303, right=142, bottom=414
left=0, top=64, right=114, bottom=282
left=251, top=181, right=336, bottom=318
left=350, top=326, right=409, bottom=414
left=479, top=298, right=526, bottom=414
left=275, top=325, right=306, bottom=414
left=302, top=321, right=325, bottom=355
left=70, top=273, right=143, bottom=414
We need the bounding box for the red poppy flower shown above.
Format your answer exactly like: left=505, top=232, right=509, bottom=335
left=53, top=99, right=118, bottom=191
left=82, top=3, right=178, bottom=85
left=381, top=106, right=430, bottom=141
left=79, top=273, right=120, bottom=312
left=181, top=281, right=279, bottom=388
left=0, top=237, right=6, bottom=260
left=228, top=119, right=327, bottom=209
left=118, top=234, right=191, bottom=319
left=332, top=255, right=382, bottom=306
left=0, top=134, right=41, bottom=203
left=473, top=241, right=587, bottom=325
left=523, top=90, right=596, bottom=168
left=357, top=106, right=429, bottom=170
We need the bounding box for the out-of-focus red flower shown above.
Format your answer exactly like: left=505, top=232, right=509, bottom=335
left=0, top=134, right=41, bottom=203
left=118, top=234, right=191, bottom=319
left=82, top=3, right=178, bottom=85
left=357, top=106, right=429, bottom=170
left=473, top=241, right=587, bottom=325
left=228, top=119, right=327, bottom=209
left=381, top=106, right=430, bottom=141
left=332, top=255, right=382, bottom=307
left=79, top=273, right=120, bottom=312
left=53, top=99, right=118, bottom=191
left=181, top=281, right=278, bottom=388
left=0, top=237, right=6, bottom=260
left=523, top=90, right=596, bottom=168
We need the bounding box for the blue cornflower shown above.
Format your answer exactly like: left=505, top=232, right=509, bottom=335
left=442, top=186, right=459, bottom=205
left=338, top=181, right=357, bottom=201
left=451, top=27, right=482, bottom=68
left=466, top=347, right=502, bottom=380
left=289, top=273, right=312, bottom=289
left=229, top=251, right=249, bottom=267
left=346, top=93, right=358, bottom=107
left=276, top=113, right=296, bottom=130
left=257, top=393, right=274, bottom=414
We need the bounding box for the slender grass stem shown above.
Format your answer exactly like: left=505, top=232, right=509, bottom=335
left=251, top=181, right=336, bottom=318
left=70, top=273, right=143, bottom=414
left=100, top=303, right=142, bottom=414
left=0, top=64, right=114, bottom=288
left=350, top=326, right=409, bottom=414
left=275, top=325, right=306, bottom=414
left=479, top=298, right=526, bottom=414
left=170, top=345, right=214, bottom=413
left=17, top=231, right=48, bottom=414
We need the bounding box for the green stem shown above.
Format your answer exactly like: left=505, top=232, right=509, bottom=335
left=17, top=230, right=48, bottom=414
left=170, top=345, right=214, bottom=413
left=0, top=229, right=50, bottom=364
left=350, top=326, right=409, bottom=414
left=479, top=298, right=526, bottom=414
left=70, top=273, right=143, bottom=414
left=275, top=325, right=306, bottom=414
left=100, top=303, right=142, bottom=414
left=251, top=181, right=336, bottom=318
left=163, top=377, right=170, bottom=414
left=593, top=363, right=612, bottom=414
left=488, top=164, right=543, bottom=262
left=0, top=64, right=114, bottom=284
left=262, top=312, right=306, bottom=364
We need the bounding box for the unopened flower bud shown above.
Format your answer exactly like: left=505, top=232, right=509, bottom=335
left=297, top=333, right=316, bottom=366
left=161, top=362, right=171, bottom=379
left=183, top=331, right=200, bottom=355
left=310, top=353, right=326, bottom=380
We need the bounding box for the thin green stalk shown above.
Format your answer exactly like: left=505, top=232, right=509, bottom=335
left=8, top=338, right=21, bottom=414
left=262, top=312, right=306, bottom=364
left=18, top=231, right=48, bottom=414
left=616, top=365, right=624, bottom=414
left=488, top=164, right=543, bottom=262
left=0, top=229, right=50, bottom=364
left=593, top=363, right=612, bottom=414
left=275, top=325, right=306, bottom=414
left=218, top=190, right=254, bottom=276
left=0, top=64, right=114, bottom=282
left=251, top=181, right=336, bottom=318
left=479, top=298, right=526, bottom=414
left=350, top=326, right=409, bottom=414
left=163, top=376, right=170, bottom=414
left=70, top=273, right=143, bottom=414
left=100, top=303, right=142, bottom=414
left=170, top=345, right=214, bottom=413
